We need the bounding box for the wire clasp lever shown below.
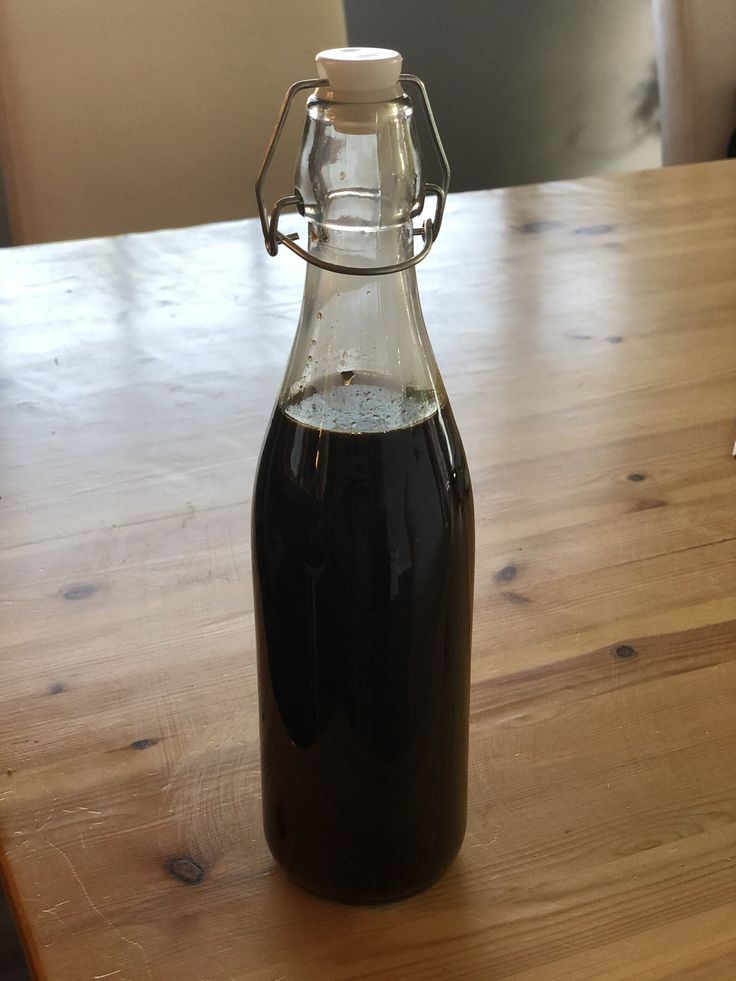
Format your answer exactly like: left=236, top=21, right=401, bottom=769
left=255, top=75, right=450, bottom=277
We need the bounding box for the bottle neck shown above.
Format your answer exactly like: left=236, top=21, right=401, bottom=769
left=276, top=93, right=445, bottom=431
left=307, top=220, right=415, bottom=270
left=295, top=93, right=421, bottom=252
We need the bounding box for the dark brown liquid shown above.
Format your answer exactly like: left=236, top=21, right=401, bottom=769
left=252, top=388, right=474, bottom=903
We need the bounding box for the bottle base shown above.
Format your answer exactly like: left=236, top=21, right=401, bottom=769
left=267, top=834, right=463, bottom=906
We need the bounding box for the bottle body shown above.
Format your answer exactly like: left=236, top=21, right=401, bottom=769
left=252, top=78, right=474, bottom=903
left=253, top=373, right=473, bottom=902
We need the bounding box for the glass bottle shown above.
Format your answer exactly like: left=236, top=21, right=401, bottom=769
left=252, top=48, right=474, bottom=904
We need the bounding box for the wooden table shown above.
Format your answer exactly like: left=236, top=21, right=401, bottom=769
left=1, top=160, right=735, bottom=980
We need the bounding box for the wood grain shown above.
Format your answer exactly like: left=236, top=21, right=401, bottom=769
left=1, top=160, right=735, bottom=980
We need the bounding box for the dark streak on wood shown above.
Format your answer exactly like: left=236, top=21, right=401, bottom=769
left=514, top=221, right=564, bottom=235
left=61, top=583, right=98, bottom=601
left=502, top=590, right=532, bottom=605
left=470, top=620, right=736, bottom=720
left=495, top=565, right=518, bottom=583
left=630, top=499, right=667, bottom=512
left=574, top=224, right=614, bottom=236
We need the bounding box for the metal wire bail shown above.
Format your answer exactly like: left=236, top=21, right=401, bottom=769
left=255, top=75, right=450, bottom=277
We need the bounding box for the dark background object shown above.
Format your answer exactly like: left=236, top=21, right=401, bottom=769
left=0, top=888, right=30, bottom=980
left=344, top=0, right=659, bottom=191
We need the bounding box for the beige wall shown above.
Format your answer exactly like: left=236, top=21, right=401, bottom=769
left=0, top=0, right=346, bottom=243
